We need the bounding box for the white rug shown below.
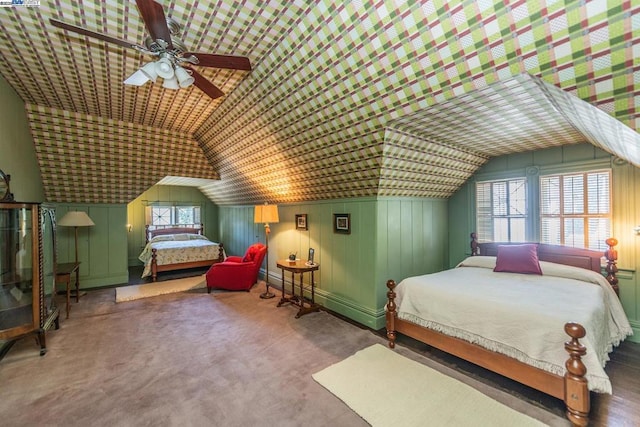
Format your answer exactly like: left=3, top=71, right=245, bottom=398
left=115, top=275, right=206, bottom=302
left=312, top=344, right=548, bottom=427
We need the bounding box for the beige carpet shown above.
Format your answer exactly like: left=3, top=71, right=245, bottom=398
left=115, top=274, right=206, bottom=302
left=313, top=343, right=549, bottom=427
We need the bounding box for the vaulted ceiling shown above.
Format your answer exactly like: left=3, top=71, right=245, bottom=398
left=0, top=1, right=638, bottom=205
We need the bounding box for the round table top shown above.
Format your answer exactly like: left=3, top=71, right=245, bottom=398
left=276, top=259, right=319, bottom=271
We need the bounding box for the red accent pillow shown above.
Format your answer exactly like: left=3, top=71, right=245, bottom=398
left=493, top=244, right=542, bottom=275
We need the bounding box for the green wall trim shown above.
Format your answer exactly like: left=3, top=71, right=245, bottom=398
left=317, top=292, right=385, bottom=331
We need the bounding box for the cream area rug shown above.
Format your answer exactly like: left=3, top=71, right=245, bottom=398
left=115, top=275, right=206, bottom=302
left=312, top=344, right=548, bottom=427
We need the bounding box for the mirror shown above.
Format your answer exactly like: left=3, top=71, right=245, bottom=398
left=0, top=169, right=14, bottom=202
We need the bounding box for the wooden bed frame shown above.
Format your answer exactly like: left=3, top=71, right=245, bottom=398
left=386, top=234, right=620, bottom=427
left=145, top=225, right=225, bottom=282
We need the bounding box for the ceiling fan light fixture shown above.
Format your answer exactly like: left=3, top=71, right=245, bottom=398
left=155, top=57, right=175, bottom=79
left=139, top=62, right=158, bottom=82
left=175, top=66, right=195, bottom=88
left=162, top=76, right=180, bottom=90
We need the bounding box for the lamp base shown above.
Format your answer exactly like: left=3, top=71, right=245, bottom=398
left=260, top=291, right=276, bottom=299
left=260, top=281, right=275, bottom=299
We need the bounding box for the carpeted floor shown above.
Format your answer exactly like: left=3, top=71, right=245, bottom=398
left=0, top=285, right=567, bottom=426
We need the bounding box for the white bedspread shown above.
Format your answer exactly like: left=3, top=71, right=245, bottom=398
left=138, top=235, right=224, bottom=278
left=394, top=256, right=633, bottom=394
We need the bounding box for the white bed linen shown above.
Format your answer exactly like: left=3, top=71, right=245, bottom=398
left=138, top=235, right=224, bottom=278
left=394, top=256, right=632, bottom=394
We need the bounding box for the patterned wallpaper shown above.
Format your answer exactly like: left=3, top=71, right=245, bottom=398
left=27, top=104, right=219, bottom=204
left=0, top=1, right=638, bottom=205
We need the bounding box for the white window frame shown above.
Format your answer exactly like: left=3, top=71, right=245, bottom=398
left=539, top=169, right=611, bottom=251
left=146, top=205, right=201, bottom=227
left=475, top=177, right=527, bottom=242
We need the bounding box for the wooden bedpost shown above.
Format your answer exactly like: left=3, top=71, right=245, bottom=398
left=604, top=237, right=619, bottom=296
left=386, top=280, right=397, bottom=349
left=470, top=232, right=479, bottom=256
left=564, top=322, right=589, bottom=427
left=218, top=242, right=225, bottom=262
left=151, top=248, right=158, bottom=282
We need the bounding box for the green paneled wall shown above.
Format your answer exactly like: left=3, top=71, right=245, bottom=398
left=127, top=185, right=220, bottom=266
left=55, top=203, right=129, bottom=288
left=219, top=197, right=449, bottom=330
left=447, top=144, right=640, bottom=343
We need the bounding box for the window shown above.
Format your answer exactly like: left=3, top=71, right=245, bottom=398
left=540, top=170, right=611, bottom=251
left=147, top=205, right=201, bottom=226
left=476, top=178, right=527, bottom=242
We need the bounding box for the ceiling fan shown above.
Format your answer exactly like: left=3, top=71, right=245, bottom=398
left=50, top=0, right=251, bottom=100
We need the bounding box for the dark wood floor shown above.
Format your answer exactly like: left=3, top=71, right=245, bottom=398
left=388, top=332, right=640, bottom=427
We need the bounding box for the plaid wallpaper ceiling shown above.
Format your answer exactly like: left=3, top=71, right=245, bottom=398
left=0, top=1, right=638, bottom=205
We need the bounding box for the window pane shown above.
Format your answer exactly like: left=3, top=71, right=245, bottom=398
left=476, top=216, right=492, bottom=242
left=476, top=182, right=492, bottom=216
left=541, top=217, right=561, bottom=245
left=152, top=207, right=171, bottom=225
left=563, top=218, right=585, bottom=248
left=509, top=179, right=526, bottom=216
left=587, top=172, right=610, bottom=214
left=563, top=174, right=584, bottom=215
left=588, top=217, right=611, bottom=251
left=177, top=207, right=193, bottom=224
left=540, top=176, right=560, bottom=215
left=493, top=218, right=509, bottom=241
left=510, top=218, right=525, bottom=241
left=492, top=182, right=507, bottom=216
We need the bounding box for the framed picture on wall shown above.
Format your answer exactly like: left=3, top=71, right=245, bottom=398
left=295, top=214, right=308, bottom=230
left=333, top=213, right=350, bottom=234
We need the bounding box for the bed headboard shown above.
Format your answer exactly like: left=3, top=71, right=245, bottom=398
left=145, top=224, right=204, bottom=243
left=476, top=241, right=603, bottom=272
left=470, top=233, right=620, bottom=296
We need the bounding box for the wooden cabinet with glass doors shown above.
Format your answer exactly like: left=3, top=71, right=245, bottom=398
left=0, top=202, right=59, bottom=358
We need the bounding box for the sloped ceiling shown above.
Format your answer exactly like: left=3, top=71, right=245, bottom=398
left=0, top=1, right=638, bottom=205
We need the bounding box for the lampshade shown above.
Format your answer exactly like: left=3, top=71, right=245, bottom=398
left=139, top=61, right=158, bottom=82
left=175, top=66, right=195, bottom=88
left=254, top=204, right=279, bottom=224
left=58, top=211, right=95, bottom=227
left=155, top=57, right=175, bottom=79
left=162, top=76, right=180, bottom=90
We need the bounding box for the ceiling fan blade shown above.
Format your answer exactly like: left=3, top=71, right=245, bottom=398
left=184, top=53, right=251, bottom=71
left=50, top=19, right=142, bottom=50
left=190, top=69, right=224, bottom=100
left=135, top=0, right=173, bottom=50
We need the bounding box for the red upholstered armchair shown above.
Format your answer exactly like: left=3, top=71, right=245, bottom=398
left=206, top=243, right=267, bottom=292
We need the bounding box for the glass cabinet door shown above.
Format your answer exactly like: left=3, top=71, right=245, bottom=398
left=41, top=206, right=57, bottom=324
left=0, top=205, right=35, bottom=336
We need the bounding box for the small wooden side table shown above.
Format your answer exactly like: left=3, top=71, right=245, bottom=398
left=276, top=259, right=320, bottom=318
left=56, top=262, right=80, bottom=319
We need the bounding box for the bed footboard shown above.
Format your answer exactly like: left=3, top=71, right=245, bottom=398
left=385, top=279, right=590, bottom=427
left=150, top=242, right=225, bottom=282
